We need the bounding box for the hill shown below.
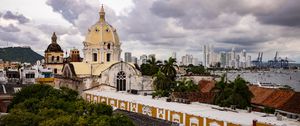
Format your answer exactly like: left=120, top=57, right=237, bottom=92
left=0, top=47, right=44, bottom=64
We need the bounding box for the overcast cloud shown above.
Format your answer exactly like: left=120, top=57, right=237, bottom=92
left=1, top=0, right=300, bottom=62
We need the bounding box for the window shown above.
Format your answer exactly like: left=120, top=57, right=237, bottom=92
left=93, top=53, right=97, bottom=62
left=57, top=56, right=60, bottom=62
left=25, top=73, right=35, bottom=78
left=116, top=71, right=126, bottom=91
left=107, top=53, right=111, bottom=62
left=51, top=56, right=55, bottom=62
left=107, top=43, right=111, bottom=49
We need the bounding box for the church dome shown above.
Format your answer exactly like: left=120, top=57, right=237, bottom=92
left=84, top=5, right=120, bottom=47
left=45, top=32, right=63, bottom=53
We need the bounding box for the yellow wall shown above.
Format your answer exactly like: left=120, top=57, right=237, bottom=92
left=118, top=100, right=128, bottom=111
left=84, top=93, right=251, bottom=126
left=206, top=118, right=224, bottom=126
left=170, top=111, right=184, bottom=124
left=185, top=114, right=203, bottom=126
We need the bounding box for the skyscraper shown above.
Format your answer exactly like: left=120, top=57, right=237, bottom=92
left=131, top=56, right=138, bottom=64
left=124, top=52, right=132, bottom=62
left=139, top=54, right=147, bottom=65
left=148, top=54, right=155, bottom=60
left=172, top=52, right=177, bottom=60
left=220, top=51, right=226, bottom=67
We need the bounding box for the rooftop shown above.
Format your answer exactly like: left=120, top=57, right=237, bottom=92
left=85, top=90, right=300, bottom=126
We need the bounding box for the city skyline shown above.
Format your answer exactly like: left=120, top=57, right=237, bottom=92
left=1, top=0, right=300, bottom=62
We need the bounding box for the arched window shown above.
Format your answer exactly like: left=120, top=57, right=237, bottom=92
left=57, top=56, right=60, bottom=62
left=51, top=56, right=55, bottom=62
left=116, top=71, right=126, bottom=91
left=107, top=43, right=111, bottom=49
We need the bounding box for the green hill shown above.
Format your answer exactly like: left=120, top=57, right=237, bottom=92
left=0, top=47, right=44, bottom=64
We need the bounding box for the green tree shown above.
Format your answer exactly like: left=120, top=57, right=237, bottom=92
left=1, top=84, right=133, bottom=126
left=211, top=75, right=253, bottom=109
left=211, top=75, right=228, bottom=106
left=186, top=65, right=208, bottom=75
left=174, top=78, right=198, bottom=92
left=146, top=56, right=161, bottom=75
left=161, top=57, right=178, bottom=81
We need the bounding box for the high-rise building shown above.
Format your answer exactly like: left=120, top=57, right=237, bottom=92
left=139, top=54, right=147, bottom=65
left=220, top=51, right=226, bottom=67
left=131, top=56, right=138, bottom=64
left=192, top=58, right=199, bottom=66
left=172, top=52, right=177, bottom=60
left=181, top=54, right=193, bottom=66
left=203, top=45, right=210, bottom=67
left=148, top=54, right=155, bottom=60
left=124, top=52, right=132, bottom=62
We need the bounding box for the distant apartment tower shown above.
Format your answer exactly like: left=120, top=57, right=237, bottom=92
left=203, top=45, right=215, bottom=67
left=131, top=56, right=138, bottom=64
left=203, top=45, right=208, bottom=67
left=139, top=54, right=147, bottom=65
left=148, top=54, right=155, bottom=60
left=181, top=54, right=193, bottom=66
left=220, top=51, right=226, bottom=67
left=124, top=52, right=132, bottom=62
left=172, top=52, right=177, bottom=60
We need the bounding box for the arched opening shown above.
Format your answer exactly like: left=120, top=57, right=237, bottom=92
left=116, top=71, right=126, bottom=91
left=93, top=53, right=97, bottom=62
left=107, top=43, right=111, bottom=49
left=57, top=56, right=60, bottom=62
left=51, top=56, right=55, bottom=62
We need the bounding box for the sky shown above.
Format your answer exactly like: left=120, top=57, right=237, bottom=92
left=1, top=0, right=300, bottom=62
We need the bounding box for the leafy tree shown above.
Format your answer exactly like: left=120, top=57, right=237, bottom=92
left=161, top=57, right=178, bottom=81
left=211, top=75, right=253, bottom=109
left=152, top=70, right=175, bottom=97
left=140, top=56, right=161, bottom=76
left=174, top=78, right=198, bottom=92
left=211, top=75, right=227, bottom=106
left=1, top=84, right=134, bottom=126
left=186, top=65, right=208, bottom=75
left=152, top=70, right=172, bottom=91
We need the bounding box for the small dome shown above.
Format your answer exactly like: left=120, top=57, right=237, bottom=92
left=45, top=43, right=63, bottom=53
left=45, top=32, right=63, bottom=53
left=84, top=5, right=120, bottom=46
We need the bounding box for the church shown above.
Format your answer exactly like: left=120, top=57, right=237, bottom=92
left=58, top=5, right=152, bottom=92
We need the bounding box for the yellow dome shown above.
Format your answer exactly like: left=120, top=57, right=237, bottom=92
left=84, top=5, right=120, bottom=47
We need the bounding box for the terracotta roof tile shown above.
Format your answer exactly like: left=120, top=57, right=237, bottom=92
left=279, top=92, right=300, bottom=114
left=198, top=80, right=215, bottom=93
left=262, top=89, right=294, bottom=108
left=249, top=85, right=276, bottom=105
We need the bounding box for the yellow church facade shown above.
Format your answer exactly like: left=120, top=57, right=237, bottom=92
left=60, top=5, right=152, bottom=93
left=44, top=32, right=64, bottom=74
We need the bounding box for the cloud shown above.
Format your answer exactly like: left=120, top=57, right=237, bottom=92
left=2, top=0, right=300, bottom=62
left=46, top=0, right=118, bottom=35
left=2, top=11, right=30, bottom=24
left=0, top=24, right=20, bottom=32
left=255, top=0, right=300, bottom=27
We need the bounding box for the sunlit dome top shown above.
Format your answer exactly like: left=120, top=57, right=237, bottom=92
left=84, top=5, right=120, bottom=47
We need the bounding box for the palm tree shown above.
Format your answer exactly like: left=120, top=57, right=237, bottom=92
left=161, top=57, right=178, bottom=81
left=174, top=78, right=198, bottom=92
left=211, top=75, right=254, bottom=109
left=146, top=57, right=161, bottom=75
left=225, top=76, right=253, bottom=108
left=210, top=74, right=228, bottom=106
left=152, top=70, right=169, bottom=90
